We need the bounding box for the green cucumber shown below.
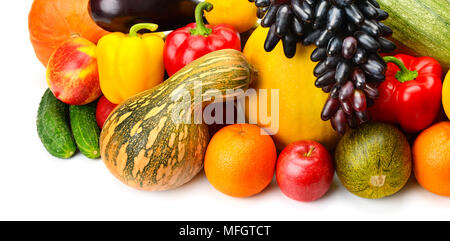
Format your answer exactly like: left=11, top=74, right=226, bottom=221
left=37, top=89, right=76, bottom=159
left=69, top=102, right=100, bottom=159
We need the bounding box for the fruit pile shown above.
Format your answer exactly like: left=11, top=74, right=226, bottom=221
left=250, top=0, right=396, bottom=134
left=30, top=0, right=450, bottom=201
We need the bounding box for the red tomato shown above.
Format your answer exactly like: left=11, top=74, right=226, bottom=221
left=96, top=96, right=117, bottom=128
left=276, top=140, right=334, bottom=202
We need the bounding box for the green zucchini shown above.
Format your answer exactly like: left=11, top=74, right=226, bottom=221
left=378, top=0, right=450, bottom=69
left=70, top=103, right=101, bottom=159
left=37, top=89, right=76, bottom=159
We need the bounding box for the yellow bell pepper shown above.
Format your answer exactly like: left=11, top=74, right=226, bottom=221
left=97, top=23, right=165, bottom=104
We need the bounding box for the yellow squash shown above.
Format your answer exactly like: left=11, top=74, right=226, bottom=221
left=243, top=26, right=340, bottom=150
left=96, top=23, right=165, bottom=104
left=443, top=71, right=450, bottom=119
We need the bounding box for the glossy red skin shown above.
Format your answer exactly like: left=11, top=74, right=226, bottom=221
left=96, top=96, right=118, bottom=128
left=370, top=54, right=443, bottom=133
left=163, top=23, right=241, bottom=76
left=276, top=141, right=334, bottom=202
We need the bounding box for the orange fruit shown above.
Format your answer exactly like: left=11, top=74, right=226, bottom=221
left=204, top=0, right=258, bottom=33
left=204, top=124, right=277, bottom=197
left=413, top=121, right=450, bottom=196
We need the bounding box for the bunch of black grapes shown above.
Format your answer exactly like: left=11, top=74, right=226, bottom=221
left=248, top=0, right=395, bottom=134
left=248, top=0, right=317, bottom=58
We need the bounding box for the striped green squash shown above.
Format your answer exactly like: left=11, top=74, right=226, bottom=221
left=100, top=49, right=257, bottom=191
left=378, top=0, right=450, bottom=69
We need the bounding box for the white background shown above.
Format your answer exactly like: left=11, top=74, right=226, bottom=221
left=0, top=1, right=448, bottom=221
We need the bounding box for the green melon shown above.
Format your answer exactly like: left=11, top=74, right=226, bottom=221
left=335, top=122, right=412, bottom=199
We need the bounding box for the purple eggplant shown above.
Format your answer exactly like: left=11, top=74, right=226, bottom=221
left=88, top=0, right=201, bottom=33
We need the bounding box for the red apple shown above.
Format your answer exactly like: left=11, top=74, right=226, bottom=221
left=46, top=36, right=101, bottom=105
left=276, top=140, right=334, bottom=202
left=96, top=96, right=118, bottom=129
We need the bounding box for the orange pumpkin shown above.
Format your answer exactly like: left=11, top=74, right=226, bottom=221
left=28, top=0, right=109, bottom=67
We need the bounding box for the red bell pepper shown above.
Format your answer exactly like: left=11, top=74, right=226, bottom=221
left=370, top=54, right=443, bottom=132
left=163, top=2, right=241, bottom=76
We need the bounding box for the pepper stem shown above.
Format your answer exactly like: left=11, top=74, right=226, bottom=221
left=383, top=56, right=419, bottom=83
left=190, top=2, right=214, bottom=36
left=129, top=23, right=159, bottom=37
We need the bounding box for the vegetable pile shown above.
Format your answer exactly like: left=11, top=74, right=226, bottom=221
left=249, top=0, right=396, bottom=134
left=30, top=0, right=450, bottom=201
